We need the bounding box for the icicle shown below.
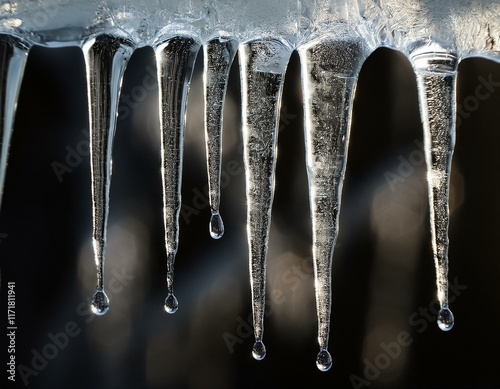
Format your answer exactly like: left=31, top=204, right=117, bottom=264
left=83, top=34, right=134, bottom=315
left=410, top=43, right=458, bottom=331
left=203, top=36, right=237, bottom=239
left=239, top=38, right=292, bottom=360
left=298, top=34, right=366, bottom=371
left=154, top=35, right=200, bottom=314
left=0, top=35, right=29, bottom=211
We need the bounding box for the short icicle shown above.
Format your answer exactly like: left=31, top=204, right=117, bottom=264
left=239, top=38, right=292, bottom=360
left=154, top=35, right=200, bottom=314
left=83, top=34, right=134, bottom=315
left=203, top=36, right=237, bottom=239
left=0, top=35, right=29, bottom=211
left=298, top=34, right=366, bottom=371
left=411, top=43, right=458, bottom=331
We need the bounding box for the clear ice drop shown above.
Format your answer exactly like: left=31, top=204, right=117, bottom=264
left=83, top=34, right=134, bottom=315
left=0, top=35, right=29, bottom=210
left=316, top=349, right=332, bottom=372
left=437, top=306, right=454, bottom=331
left=91, top=288, right=110, bottom=315
left=411, top=43, right=458, bottom=331
left=298, top=32, right=366, bottom=370
left=252, top=340, right=266, bottom=361
left=209, top=210, right=224, bottom=240
left=154, top=35, right=200, bottom=312
left=203, top=37, right=237, bottom=239
left=164, top=293, right=179, bottom=314
left=240, top=38, right=292, bottom=359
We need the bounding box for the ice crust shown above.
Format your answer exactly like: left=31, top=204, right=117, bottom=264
left=0, top=0, right=499, bottom=60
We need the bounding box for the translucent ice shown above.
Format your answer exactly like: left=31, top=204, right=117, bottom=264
left=84, top=34, right=134, bottom=314
left=240, top=38, right=292, bottom=356
left=0, top=0, right=499, bottom=372
left=203, top=36, right=237, bottom=239
left=0, top=35, right=28, bottom=211
left=155, top=35, right=200, bottom=312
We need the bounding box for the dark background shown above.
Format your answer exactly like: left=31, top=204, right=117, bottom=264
left=0, top=44, right=499, bottom=388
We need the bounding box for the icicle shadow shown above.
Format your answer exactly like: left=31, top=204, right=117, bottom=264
left=154, top=35, right=200, bottom=314
left=410, top=42, right=458, bottom=331
left=239, top=38, right=292, bottom=360
left=83, top=34, right=134, bottom=315
left=0, top=35, right=29, bottom=211
left=203, top=36, right=237, bottom=239
left=298, top=33, right=367, bottom=371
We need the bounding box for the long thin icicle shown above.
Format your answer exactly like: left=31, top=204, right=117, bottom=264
left=298, top=34, right=366, bottom=371
left=0, top=35, right=29, bottom=211
left=203, top=36, right=237, bottom=239
left=411, top=43, right=458, bottom=331
left=154, top=35, right=200, bottom=314
left=239, top=38, right=292, bottom=361
left=83, top=34, right=134, bottom=315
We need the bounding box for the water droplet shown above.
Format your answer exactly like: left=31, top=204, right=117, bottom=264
left=437, top=307, right=454, bottom=331
left=252, top=340, right=266, bottom=361
left=209, top=211, right=224, bottom=239
left=316, top=349, right=332, bottom=372
left=91, top=289, right=109, bottom=315
left=164, top=293, right=178, bottom=314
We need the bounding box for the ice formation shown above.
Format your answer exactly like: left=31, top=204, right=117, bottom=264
left=0, top=0, right=499, bottom=371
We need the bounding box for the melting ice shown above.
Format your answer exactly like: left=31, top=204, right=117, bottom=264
left=0, top=0, right=499, bottom=371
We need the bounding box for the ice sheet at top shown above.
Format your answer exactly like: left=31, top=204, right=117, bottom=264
left=0, top=1, right=498, bottom=60
left=358, top=0, right=500, bottom=59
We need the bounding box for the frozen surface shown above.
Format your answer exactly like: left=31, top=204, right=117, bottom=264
left=0, top=1, right=497, bottom=59
left=0, top=0, right=495, bottom=372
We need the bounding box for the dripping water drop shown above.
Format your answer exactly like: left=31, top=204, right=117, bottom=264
left=91, top=289, right=109, bottom=316
left=316, top=349, right=332, bottom=372
left=209, top=211, right=224, bottom=239
left=164, top=293, right=179, bottom=314
left=252, top=340, right=266, bottom=361
left=437, top=307, right=454, bottom=331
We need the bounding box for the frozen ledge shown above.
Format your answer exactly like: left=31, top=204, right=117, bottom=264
left=0, top=0, right=498, bottom=60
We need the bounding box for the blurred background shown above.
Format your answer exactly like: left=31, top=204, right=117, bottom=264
left=0, top=43, right=499, bottom=388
